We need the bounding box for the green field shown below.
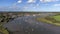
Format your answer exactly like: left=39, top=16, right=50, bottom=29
left=37, top=15, right=60, bottom=26
left=52, top=15, right=60, bottom=21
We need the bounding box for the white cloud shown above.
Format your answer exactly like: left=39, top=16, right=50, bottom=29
left=27, top=0, right=36, bottom=3
left=36, top=4, right=40, bottom=7
left=17, top=0, right=22, bottom=3
left=23, top=6, right=28, bottom=9
left=54, top=4, right=60, bottom=6
left=33, top=6, right=36, bottom=8
left=40, top=0, right=59, bottom=3
left=10, top=0, right=22, bottom=8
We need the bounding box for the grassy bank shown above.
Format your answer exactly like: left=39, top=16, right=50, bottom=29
left=36, top=15, right=60, bottom=26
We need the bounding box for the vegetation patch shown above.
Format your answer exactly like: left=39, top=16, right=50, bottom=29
left=36, top=15, right=60, bottom=26
left=52, top=15, right=60, bottom=21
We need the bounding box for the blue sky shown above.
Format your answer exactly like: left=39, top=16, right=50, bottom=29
left=0, top=0, right=60, bottom=12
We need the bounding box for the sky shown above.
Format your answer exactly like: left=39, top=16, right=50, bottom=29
left=0, top=0, right=60, bottom=12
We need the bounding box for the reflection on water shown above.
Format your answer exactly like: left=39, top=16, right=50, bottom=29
left=3, top=17, right=55, bottom=34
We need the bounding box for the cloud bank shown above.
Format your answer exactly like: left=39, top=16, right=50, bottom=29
left=27, top=0, right=36, bottom=3
left=17, top=0, right=22, bottom=3
left=40, top=0, right=59, bottom=3
left=54, top=4, right=60, bottom=6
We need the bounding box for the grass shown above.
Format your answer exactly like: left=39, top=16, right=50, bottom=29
left=0, top=15, right=10, bottom=34
left=36, top=15, right=60, bottom=26
left=52, top=15, right=60, bottom=21
left=0, top=26, right=9, bottom=34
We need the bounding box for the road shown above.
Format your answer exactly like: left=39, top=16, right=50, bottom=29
left=3, top=16, right=60, bottom=34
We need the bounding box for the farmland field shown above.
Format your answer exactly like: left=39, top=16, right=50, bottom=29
left=37, top=14, right=60, bottom=26
left=52, top=15, right=60, bottom=21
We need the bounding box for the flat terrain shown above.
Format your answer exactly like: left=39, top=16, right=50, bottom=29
left=52, top=15, right=60, bottom=21
left=3, top=13, right=60, bottom=34
left=0, top=12, right=59, bottom=34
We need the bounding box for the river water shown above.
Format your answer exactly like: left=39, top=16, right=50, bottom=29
left=3, top=16, right=60, bottom=34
